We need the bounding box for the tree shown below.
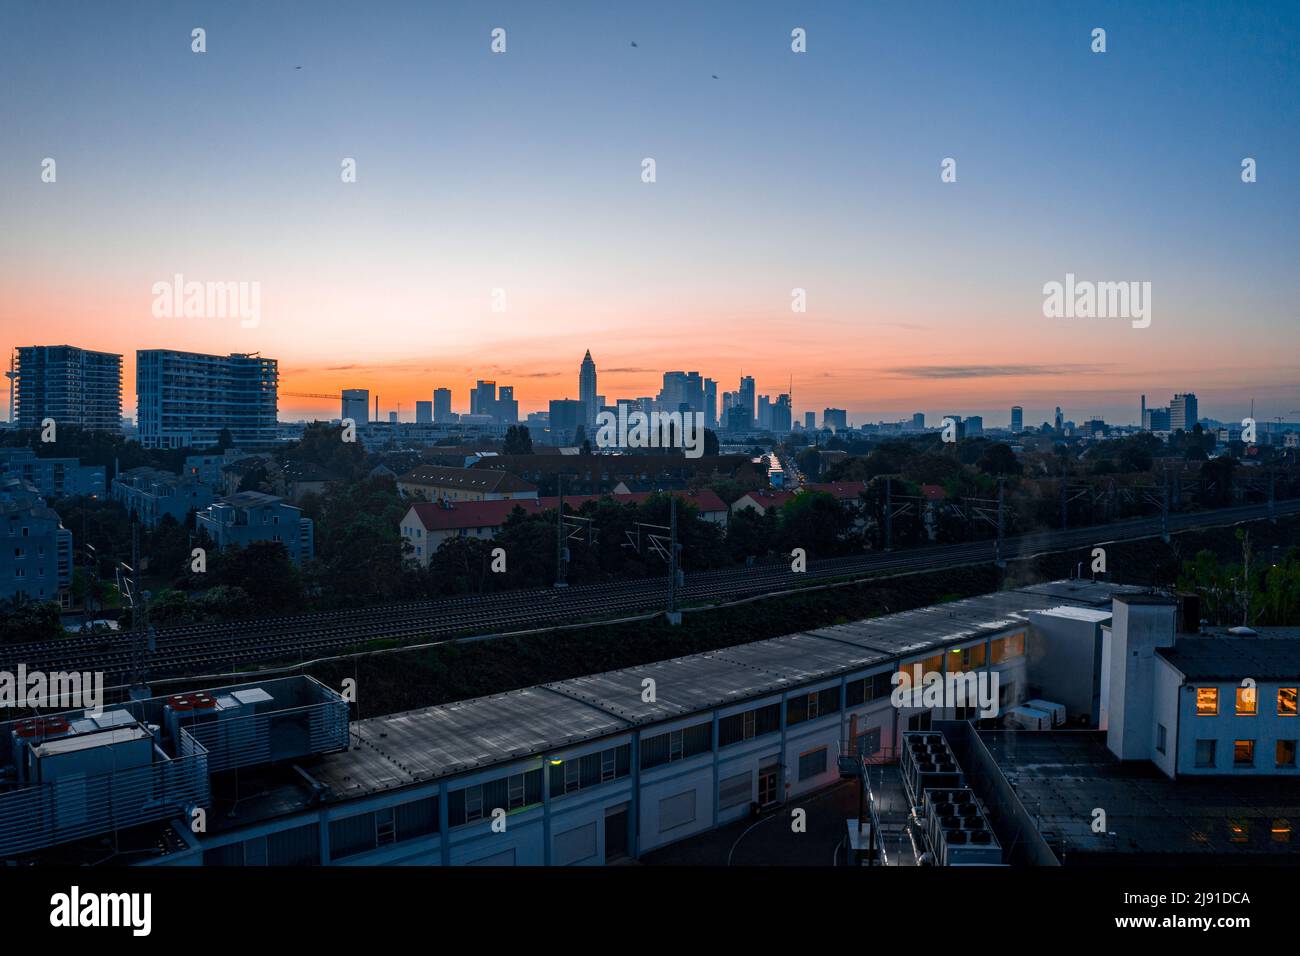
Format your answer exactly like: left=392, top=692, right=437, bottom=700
left=976, top=443, right=1022, bottom=477
left=502, top=425, right=534, bottom=455
left=217, top=541, right=302, bottom=613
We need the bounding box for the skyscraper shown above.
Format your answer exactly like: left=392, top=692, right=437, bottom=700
left=15, top=345, right=122, bottom=432
left=433, top=388, right=453, bottom=423
left=703, top=378, right=717, bottom=428
left=342, top=389, right=369, bottom=424
left=772, top=394, right=792, bottom=434
left=912, top=412, right=925, bottom=431
left=579, top=351, right=597, bottom=428
left=738, top=376, right=755, bottom=423
left=1010, top=406, right=1023, bottom=433
left=415, top=401, right=433, bottom=424
left=136, top=350, right=277, bottom=449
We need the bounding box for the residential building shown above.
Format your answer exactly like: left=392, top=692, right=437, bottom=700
left=397, top=465, right=539, bottom=503
left=1010, top=406, right=1023, bottom=433
left=136, top=350, right=278, bottom=449
left=14, top=345, right=122, bottom=432
left=1170, top=392, right=1198, bottom=432
left=0, top=481, right=73, bottom=605
left=195, top=492, right=314, bottom=563
left=415, top=401, right=432, bottom=424
left=0, top=449, right=105, bottom=499
left=111, top=467, right=215, bottom=529
left=400, top=499, right=542, bottom=565
left=433, top=388, right=453, bottom=423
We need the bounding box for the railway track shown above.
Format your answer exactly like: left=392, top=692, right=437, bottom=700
left=4, top=499, right=1296, bottom=680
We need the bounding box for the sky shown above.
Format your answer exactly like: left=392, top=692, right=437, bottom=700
left=1, top=0, right=1298, bottom=428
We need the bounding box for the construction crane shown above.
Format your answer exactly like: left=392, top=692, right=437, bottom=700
left=282, top=391, right=341, bottom=400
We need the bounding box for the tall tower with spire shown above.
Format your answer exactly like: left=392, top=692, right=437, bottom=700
left=579, top=350, right=598, bottom=429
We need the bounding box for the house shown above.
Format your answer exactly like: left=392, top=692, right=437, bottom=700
left=277, top=460, right=341, bottom=503
left=400, top=499, right=541, bottom=566
left=730, top=490, right=798, bottom=516
left=536, top=489, right=730, bottom=527
left=397, top=466, right=539, bottom=503
left=195, top=492, right=314, bottom=564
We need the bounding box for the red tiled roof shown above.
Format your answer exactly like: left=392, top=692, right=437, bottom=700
left=535, top=489, right=728, bottom=514
left=802, top=481, right=868, bottom=500
left=406, top=499, right=540, bottom=532
left=921, top=484, right=948, bottom=502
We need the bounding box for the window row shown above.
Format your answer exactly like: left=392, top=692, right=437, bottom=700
left=1195, top=687, right=1297, bottom=717
left=328, top=796, right=440, bottom=859
left=641, top=722, right=712, bottom=769
left=447, top=768, right=544, bottom=827
left=550, top=744, right=632, bottom=794
left=1193, top=738, right=1298, bottom=769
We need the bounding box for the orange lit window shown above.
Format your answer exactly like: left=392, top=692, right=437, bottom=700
left=1228, top=820, right=1249, bottom=844
left=991, top=631, right=1025, bottom=664
left=1236, top=686, right=1257, bottom=716
left=1272, top=820, right=1292, bottom=843
left=1196, top=687, right=1218, bottom=716
left=1279, top=688, right=1298, bottom=717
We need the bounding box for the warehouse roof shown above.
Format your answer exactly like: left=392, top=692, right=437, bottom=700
left=299, top=580, right=1138, bottom=799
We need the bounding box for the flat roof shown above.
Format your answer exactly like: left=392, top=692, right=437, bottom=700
left=980, top=730, right=1300, bottom=858
left=1029, top=606, right=1113, bottom=623
left=299, top=581, right=1138, bottom=802
left=1157, top=633, right=1300, bottom=681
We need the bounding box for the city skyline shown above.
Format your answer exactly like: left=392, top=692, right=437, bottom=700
left=2, top=2, right=1297, bottom=426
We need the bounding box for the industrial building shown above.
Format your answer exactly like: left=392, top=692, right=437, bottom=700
left=0, top=580, right=1141, bottom=866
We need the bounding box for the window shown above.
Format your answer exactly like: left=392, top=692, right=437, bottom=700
left=845, top=672, right=893, bottom=707
left=1228, top=820, right=1249, bottom=844
left=718, top=703, right=781, bottom=747
left=950, top=644, right=986, bottom=672
left=1195, top=739, right=1216, bottom=768
left=1279, top=688, right=1298, bottom=717
left=1156, top=724, right=1167, bottom=755
left=1196, top=687, right=1218, bottom=716
left=797, top=747, right=828, bottom=781
left=1272, top=819, right=1292, bottom=843
left=1233, top=739, right=1255, bottom=767
left=448, top=768, right=543, bottom=827
left=1277, top=740, right=1297, bottom=769
left=1235, top=686, right=1257, bottom=716
left=786, top=687, right=840, bottom=726
left=640, top=723, right=710, bottom=769
left=991, top=631, right=1025, bottom=664
left=718, top=771, right=752, bottom=810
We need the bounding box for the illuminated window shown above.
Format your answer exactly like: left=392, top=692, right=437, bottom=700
left=1228, top=820, right=1249, bottom=844
left=949, top=644, right=986, bottom=672
left=1279, top=688, right=1298, bottom=717
left=1272, top=820, right=1292, bottom=843
left=1277, top=740, right=1297, bottom=769
left=991, top=632, right=1025, bottom=664
left=1195, top=687, right=1218, bottom=716
left=1233, top=739, right=1255, bottom=767
left=1236, top=686, right=1257, bottom=716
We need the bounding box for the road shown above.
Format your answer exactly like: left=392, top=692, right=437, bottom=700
left=3, top=499, right=1295, bottom=681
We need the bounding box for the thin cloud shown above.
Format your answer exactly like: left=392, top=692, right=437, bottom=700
left=884, top=364, right=1109, bottom=380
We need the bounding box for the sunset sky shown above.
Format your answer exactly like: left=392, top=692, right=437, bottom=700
left=2, top=0, right=1297, bottom=427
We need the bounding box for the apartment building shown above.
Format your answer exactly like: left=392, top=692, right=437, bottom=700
left=0, top=481, right=73, bottom=605
left=195, top=491, right=314, bottom=563
left=111, top=466, right=215, bottom=529
left=136, top=350, right=278, bottom=449
left=0, top=449, right=105, bottom=500
left=14, top=345, right=122, bottom=432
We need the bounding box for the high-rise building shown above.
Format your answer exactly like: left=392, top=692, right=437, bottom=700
left=912, top=412, right=925, bottom=431
left=1054, top=407, right=1064, bottom=432
left=823, top=408, right=847, bottom=432
left=738, top=376, right=756, bottom=423
left=136, top=350, right=277, bottom=449
left=549, top=399, right=586, bottom=445
left=1170, top=393, right=1198, bottom=432
left=471, top=380, right=495, bottom=418
left=965, top=415, right=984, bottom=436
left=433, top=388, right=453, bottom=423
left=342, top=388, right=369, bottom=424
left=15, top=345, right=122, bottom=432
left=703, top=378, right=717, bottom=428
left=415, top=401, right=433, bottom=424
left=497, top=386, right=519, bottom=425
left=805, top=411, right=816, bottom=430
left=579, top=351, right=598, bottom=428
left=1010, top=406, right=1023, bottom=433
left=757, top=395, right=772, bottom=431
left=772, top=394, right=792, bottom=434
